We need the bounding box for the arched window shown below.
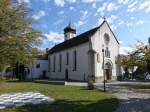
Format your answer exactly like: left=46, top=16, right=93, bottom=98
left=59, top=54, right=62, bottom=72
left=53, top=56, right=55, bottom=72
left=49, top=56, right=51, bottom=72
left=73, top=50, right=77, bottom=71
left=105, top=47, right=110, bottom=58
left=66, top=52, right=69, bottom=65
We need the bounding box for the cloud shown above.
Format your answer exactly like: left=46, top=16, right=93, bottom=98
left=75, top=20, right=85, bottom=27
left=107, top=2, right=119, bottom=12
left=32, top=10, right=47, bottom=20
left=98, top=18, right=103, bottom=25
left=136, top=20, right=144, bottom=25
left=75, top=10, right=89, bottom=27
left=58, top=11, right=64, bottom=15
left=130, top=17, right=135, bottom=20
left=127, top=1, right=138, bottom=13
left=118, top=20, right=124, bottom=26
left=118, top=0, right=129, bottom=5
left=82, top=0, right=100, bottom=3
left=44, top=31, right=64, bottom=44
left=110, top=24, right=117, bottom=31
left=120, top=46, right=132, bottom=55
left=97, top=3, right=107, bottom=13
left=54, top=0, right=65, bottom=7
left=92, top=3, right=96, bottom=8
left=66, top=0, right=76, bottom=3
left=128, top=1, right=138, bottom=8
left=139, top=0, right=150, bottom=13
left=107, top=15, right=118, bottom=24
left=126, top=22, right=133, bottom=27
left=69, top=6, right=74, bottom=10
left=80, top=10, right=89, bottom=20
left=127, top=7, right=136, bottom=12
left=97, top=2, right=118, bottom=14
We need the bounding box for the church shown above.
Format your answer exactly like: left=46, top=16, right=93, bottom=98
left=47, top=19, right=121, bottom=82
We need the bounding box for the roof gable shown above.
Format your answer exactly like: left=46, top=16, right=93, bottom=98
left=103, top=21, right=120, bottom=44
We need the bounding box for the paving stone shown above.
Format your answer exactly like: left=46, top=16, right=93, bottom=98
left=5, top=102, right=14, bottom=108
left=0, top=92, right=54, bottom=110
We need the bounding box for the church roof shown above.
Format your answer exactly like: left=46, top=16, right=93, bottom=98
left=49, top=26, right=99, bottom=54
left=49, top=20, right=119, bottom=54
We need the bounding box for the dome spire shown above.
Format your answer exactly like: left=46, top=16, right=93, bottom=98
left=64, top=21, right=76, bottom=41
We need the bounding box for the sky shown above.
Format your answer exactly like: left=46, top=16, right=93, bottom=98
left=19, top=0, right=150, bottom=54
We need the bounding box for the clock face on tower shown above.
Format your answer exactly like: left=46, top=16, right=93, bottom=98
left=104, top=33, right=110, bottom=45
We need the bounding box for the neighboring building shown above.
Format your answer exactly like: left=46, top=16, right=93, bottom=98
left=27, top=54, right=49, bottom=79
left=47, top=20, right=121, bottom=82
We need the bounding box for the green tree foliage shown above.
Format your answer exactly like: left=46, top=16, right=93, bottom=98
left=0, top=0, right=43, bottom=69
left=118, top=40, right=150, bottom=80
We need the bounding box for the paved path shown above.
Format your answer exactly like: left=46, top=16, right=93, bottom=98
left=0, top=92, right=54, bottom=109
left=96, top=82, right=150, bottom=112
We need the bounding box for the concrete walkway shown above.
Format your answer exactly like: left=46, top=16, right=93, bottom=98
left=96, top=82, right=150, bottom=112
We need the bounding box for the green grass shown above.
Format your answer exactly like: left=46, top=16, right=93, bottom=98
left=0, top=81, right=118, bottom=112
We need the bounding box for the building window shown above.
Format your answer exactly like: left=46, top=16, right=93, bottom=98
left=36, top=63, right=40, bottom=68
left=53, top=56, right=55, bottom=72
left=73, top=50, right=77, bottom=71
left=66, top=52, right=69, bottom=65
left=105, top=47, right=110, bottom=58
left=49, top=56, right=51, bottom=72
left=59, top=54, right=62, bottom=72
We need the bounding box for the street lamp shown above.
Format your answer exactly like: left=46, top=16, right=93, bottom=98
left=102, top=45, right=106, bottom=92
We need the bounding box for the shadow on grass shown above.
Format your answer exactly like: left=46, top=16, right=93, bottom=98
left=1, top=98, right=118, bottom=112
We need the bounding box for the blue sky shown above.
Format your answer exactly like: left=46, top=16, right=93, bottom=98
left=19, top=0, right=150, bottom=54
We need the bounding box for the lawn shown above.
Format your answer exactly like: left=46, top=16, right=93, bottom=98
left=0, top=81, right=118, bottom=112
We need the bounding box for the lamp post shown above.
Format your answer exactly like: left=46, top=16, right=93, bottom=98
left=102, top=46, right=106, bottom=92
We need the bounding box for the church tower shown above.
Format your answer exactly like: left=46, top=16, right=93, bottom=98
left=64, top=22, right=76, bottom=41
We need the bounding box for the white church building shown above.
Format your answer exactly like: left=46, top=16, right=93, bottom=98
left=47, top=20, right=121, bottom=82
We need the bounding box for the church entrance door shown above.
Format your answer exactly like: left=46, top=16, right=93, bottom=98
left=104, top=62, right=112, bottom=80
left=105, top=69, right=112, bottom=80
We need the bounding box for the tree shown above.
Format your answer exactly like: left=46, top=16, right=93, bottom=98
left=118, top=40, right=150, bottom=80
left=0, top=0, right=43, bottom=70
